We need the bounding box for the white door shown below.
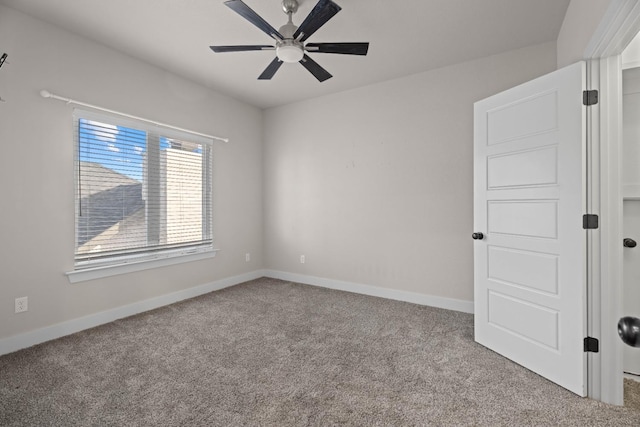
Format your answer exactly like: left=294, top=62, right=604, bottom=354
left=473, top=61, right=587, bottom=396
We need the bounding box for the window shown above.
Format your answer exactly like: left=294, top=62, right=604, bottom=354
left=73, top=109, right=213, bottom=271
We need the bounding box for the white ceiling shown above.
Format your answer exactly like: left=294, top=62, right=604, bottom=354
left=1, top=0, right=570, bottom=109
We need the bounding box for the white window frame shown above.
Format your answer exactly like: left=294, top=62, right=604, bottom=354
left=66, top=109, right=217, bottom=283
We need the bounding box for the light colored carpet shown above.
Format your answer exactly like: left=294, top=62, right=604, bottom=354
left=1, top=277, right=640, bottom=426
left=625, top=378, right=640, bottom=411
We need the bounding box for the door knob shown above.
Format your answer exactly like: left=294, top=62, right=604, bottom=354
left=618, top=316, right=640, bottom=347
left=624, top=238, right=637, bottom=248
left=472, top=232, right=484, bottom=240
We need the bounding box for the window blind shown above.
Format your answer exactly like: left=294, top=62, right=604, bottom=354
left=73, top=109, right=213, bottom=268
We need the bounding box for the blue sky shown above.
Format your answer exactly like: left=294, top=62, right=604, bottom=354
left=78, top=118, right=171, bottom=182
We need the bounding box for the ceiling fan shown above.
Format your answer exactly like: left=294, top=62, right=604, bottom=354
left=210, top=0, right=369, bottom=82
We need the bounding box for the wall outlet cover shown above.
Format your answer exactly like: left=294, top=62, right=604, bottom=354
left=15, top=297, right=28, bottom=313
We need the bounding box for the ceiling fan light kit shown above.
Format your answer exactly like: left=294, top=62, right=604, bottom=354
left=210, top=0, right=369, bottom=82
left=277, top=41, right=304, bottom=63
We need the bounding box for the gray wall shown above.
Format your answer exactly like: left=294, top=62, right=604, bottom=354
left=0, top=5, right=263, bottom=340
left=263, top=42, right=557, bottom=303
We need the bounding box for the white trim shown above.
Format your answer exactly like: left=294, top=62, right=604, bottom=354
left=623, top=59, right=640, bottom=70
left=593, top=55, right=625, bottom=406
left=586, top=58, right=604, bottom=403
left=263, top=270, right=474, bottom=314
left=623, top=184, right=640, bottom=199
left=67, top=249, right=220, bottom=284
left=584, top=0, right=640, bottom=406
left=624, top=372, right=640, bottom=382
left=585, top=0, right=640, bottom=59
left=0, top=270, right=265, bottom=356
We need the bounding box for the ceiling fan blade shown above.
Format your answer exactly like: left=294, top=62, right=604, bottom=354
left=299, top=54, right=332, bottom=82
left=258, top=57, right=283, bottom=80
left=224, top=0, right=284, bottom=40
left=210, top=45, right=275, bottom=53
left=293, top=0, right=341, bottom=42
left=305, top=42, right=369, bottom=55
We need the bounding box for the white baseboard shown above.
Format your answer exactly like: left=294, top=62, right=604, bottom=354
left=0, top=270, right=266, bottom=357
left=1, top=269, right=473, bottom=357
left=263, top=270, right=474, bottom=314
left=624, top=372, right=640, bottom=383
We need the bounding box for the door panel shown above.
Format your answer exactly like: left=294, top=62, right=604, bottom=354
left=487, top=291, right=559, bottom=349
left=474, top=62, right=586, bottom=396
left=487, top=246, right=559, bottom=294
left=487, top=91, right=558, bottom=144
left=487, top=200, right=558, bottom=238
left=487, top=146, right=558, bottom=189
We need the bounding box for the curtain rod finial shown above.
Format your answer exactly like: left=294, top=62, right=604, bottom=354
left=40, top=90, right=51, bottom=98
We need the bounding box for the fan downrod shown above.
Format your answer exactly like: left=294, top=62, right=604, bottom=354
left=277, top=0, right=303, bottom=63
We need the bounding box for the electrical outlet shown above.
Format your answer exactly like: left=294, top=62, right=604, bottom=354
left=245, top=253, right=251, bottom=262
left=15, top=297, right=28, bottom=313
left=300, top=255, right=305, bottom=264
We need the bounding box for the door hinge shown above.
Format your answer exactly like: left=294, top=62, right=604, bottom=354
left=583, top=90, right=599, bottom=106
left=583, top=214, right=599, bottom=229
left=584, top=337, right=599, bottom=353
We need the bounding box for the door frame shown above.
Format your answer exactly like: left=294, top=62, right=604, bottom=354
left=584, top=0, right=640, bottom=405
